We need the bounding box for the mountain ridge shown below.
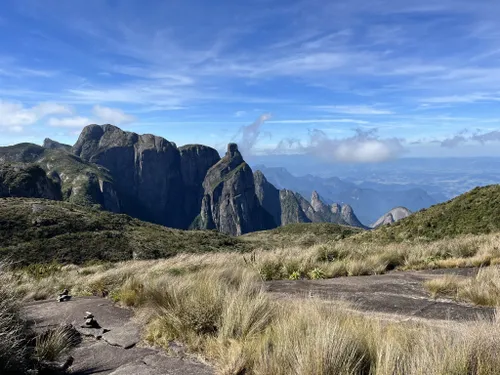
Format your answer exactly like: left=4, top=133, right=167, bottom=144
left=0, top=124, right=366, bottom=236
left=255, top=165, right=436, bottom=224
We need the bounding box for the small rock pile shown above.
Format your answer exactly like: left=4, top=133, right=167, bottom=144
left=57, top=289, right=72, bottom=302
left=82, top=311, right=100, bottom=329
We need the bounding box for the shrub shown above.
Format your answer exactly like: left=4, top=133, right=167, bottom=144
left=34, top=325, right=79, bottom=362
left=0, top=264, right=29, bottom=374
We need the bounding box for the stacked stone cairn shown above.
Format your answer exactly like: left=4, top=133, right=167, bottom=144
left=83, top=311, right=100, bottom=328
left=57, top=289, right=72, bottom=302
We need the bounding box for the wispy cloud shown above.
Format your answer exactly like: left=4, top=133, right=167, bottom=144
left=315, top=105, right=394, bottom=115
left=48, top=105, right=136, bottom=129
left=0, top=100, right=72, bottom=132
left=233, top=113, right=272, bottom=155
left=48, top=116, right=91, bottom=128
left=2, top=0, right=500, bottom=156
left=422, top=93, right=500, bottom=104
left=92, top=105, right=135, bottom=124
left=268, top=119, right=369, bottom=124
left=441, top=129, right=500, bottom=148
left=275, top=128, right=405, bottom=163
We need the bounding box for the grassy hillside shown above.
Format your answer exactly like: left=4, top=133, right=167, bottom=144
left=0, top=198, right=248, bottom=265
left=243, top=222, right=363, bottom=249
left=356, top=185, right=500, bottom=243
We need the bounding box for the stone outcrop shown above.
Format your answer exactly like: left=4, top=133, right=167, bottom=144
left=0, top=124, right=366, bottom=235
left=43, top=138, right=72, bottom=152
left=254, top=170, right=282, bottom=226
left=179, top=144, right=221, bottom=229
left=279, top=190, right=311, bottom=225
left=0, top=164, right=61, bottom=200
left=340, top=204, right=365, bottom=228
left=73, top=124, right=220, bottom=228
left=371, top=207, right=412, bottom=228
left=197, top=144, right=274, bottom=235
left=253, top=173, right=366, bottom=229
left=309, top=191, right=366, bottom=228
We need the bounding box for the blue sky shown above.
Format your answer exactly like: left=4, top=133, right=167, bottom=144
left=1, top=0, right=500, bottom=162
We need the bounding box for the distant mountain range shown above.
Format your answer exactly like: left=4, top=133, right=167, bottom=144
left=0, top=124, right=366, bottom=236
left=254, top=165, right=437, bottom=225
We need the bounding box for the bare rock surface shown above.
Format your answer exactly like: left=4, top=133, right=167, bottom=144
left=22, top=297, right=213, bottom=375
left=266, top=268, right=495, bottom=321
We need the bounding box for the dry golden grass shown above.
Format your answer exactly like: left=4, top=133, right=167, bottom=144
left=8, top=233, right=500, bottom=374
left=7, top=254, right=500, bottom=375
left=425, top=266, right=500, bottom=307
left=0, top=264, right=29, bottom=374
left=33, top=324, right=78, bottom=362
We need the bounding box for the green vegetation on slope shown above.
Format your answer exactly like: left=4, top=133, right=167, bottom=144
left=243, top=222, right=363, bottom=249
left=0, top=198, right=248, bottom=266
left=356, top=185, right=500, bottom=243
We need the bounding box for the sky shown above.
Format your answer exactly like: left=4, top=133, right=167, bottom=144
left=1, top=0, right=500, bottom=162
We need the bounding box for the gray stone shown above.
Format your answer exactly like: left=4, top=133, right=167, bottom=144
left=197, top=144, right=274, bottom=235
left=22, top=297, right=213, bottom=374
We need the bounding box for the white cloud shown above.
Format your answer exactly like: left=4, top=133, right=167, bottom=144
left=421, top=93, right=500, bottom=104
left=233, top=113, right=272, bottom=155
left=47, top=106, right=135, bottom=129
left=92, top=105, right=136, bottom=124
left=276, top=128, right=405, bottom=163
left=48, top=116, right=91, bottom=128
left=234, top=110, right=247, bottom=117
left=0, top=100, right=72, bottom=132
left=269, top=119, right=369, bottom=124
left=316, top=105, right=394, bottom=115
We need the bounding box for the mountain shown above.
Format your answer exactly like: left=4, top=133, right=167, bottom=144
left=0, top=164, right=61, bottom=200
left=42, top=138, right=72, bottom=152
left=0, top=143, right=46, bottom=163
left=357, top=185, right=500, bottom=242
left=256, top=165, right=436, bottom=225
left=73, top=124, right=210, bottom=228
left=253, top=172, right=366, bottom=229
left=0, top=144, right=121, bottom=211
left=179, top=144, right=221, bottom=229
left=371, top=207, right=412, bottom=228
left=0, top=197, right=247, bottom=266
left=0, top=124, right=365, bottom=236
left=195, top=144, right=275, bottom=235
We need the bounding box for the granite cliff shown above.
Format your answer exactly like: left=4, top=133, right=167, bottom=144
left=0, top=124, right=366, bottom=235
left=196, top=144, right=275, bottom=235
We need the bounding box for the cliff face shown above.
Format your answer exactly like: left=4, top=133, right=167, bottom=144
left=254, top=170, right=282, bottom=226
left=310, top=191, right=365, bottom=228
left=179, top=145, right=221, bottom=229
left=0, top=124, right=366, bottom=235
left=0, top=164, right=61, bottom=200
left=73, top=124, right=214, bottom=228
left=254, top=172, right=321, bottom=226
left=340, top=204, right=365, bottom=228
left=279, top=190, right=311, bottom=225
left=197, top=144, right=274, bottom=235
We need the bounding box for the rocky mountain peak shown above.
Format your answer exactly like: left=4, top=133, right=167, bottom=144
left=310, top=191, right=330, bottom=215
left=223, top=143, right=244, bottom=166
left=340, top=204, right=365, bottom=228
left=371, top=207, right=412, bottom=228
left=331, top=203, right=341, bottom=214
left=341, top=204, right=354, bottom=215
left=197, top=144, right=274, bottom=235
left=43, top=139, right=72, bottom=152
